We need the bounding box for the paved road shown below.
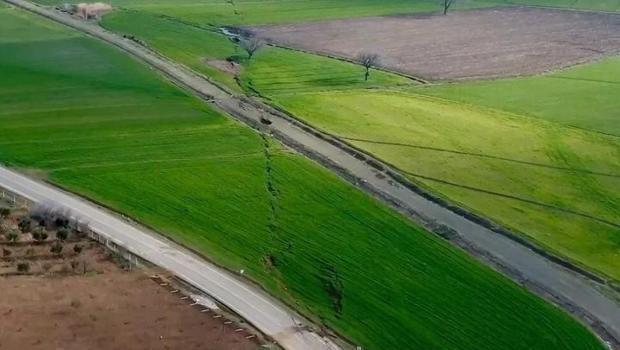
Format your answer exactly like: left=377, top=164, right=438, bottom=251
left=4, top=0, right=620, bottom=347
left=0, top=167, right=340, bottom=350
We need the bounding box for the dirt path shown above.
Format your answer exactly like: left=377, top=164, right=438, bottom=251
left=2, top=0, right=620, bottom=348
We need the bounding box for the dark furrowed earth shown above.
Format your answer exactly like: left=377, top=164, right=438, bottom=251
left=251, top=7, right=620, bottom=80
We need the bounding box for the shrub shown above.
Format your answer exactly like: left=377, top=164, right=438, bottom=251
left=50, top=242, right=63, bottom=255
left=0, top=208, right=10, bottom=218
left=56, top=229, right=69, bottom=241
left=17, top=262, right=30, bottom=273
left=18, top=216, right=32, bottom=233
left=7, top=230, right=19, bottom=242
left=32, top=227, right=48, bottom=242
left=73, top=244, right=83, bottom=254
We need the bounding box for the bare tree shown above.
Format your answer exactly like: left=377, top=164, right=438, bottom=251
left=357, top=53, right=380, bottom=81
left=442, top=0, right=455, bottom=15
left=240, top=37, right=264, bottom=60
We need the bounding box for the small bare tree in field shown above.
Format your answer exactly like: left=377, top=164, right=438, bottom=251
left=442, top=0, right=455, bottom=15
left=240, top=37, right=264, bottom=60
left=357, top=53, right=380, bottom=81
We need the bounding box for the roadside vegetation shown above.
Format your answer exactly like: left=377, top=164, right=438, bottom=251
left=0, top=6, right=607, bottom=350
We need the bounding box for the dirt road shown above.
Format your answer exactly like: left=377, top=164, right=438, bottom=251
left=2, top=0, right=620, bottom=348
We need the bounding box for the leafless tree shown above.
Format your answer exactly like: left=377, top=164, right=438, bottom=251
left=442, top=0, right=455, bottom=15
left=240, top=37, right=264, bottom=60
left=357, top=53, right=380, bottom=81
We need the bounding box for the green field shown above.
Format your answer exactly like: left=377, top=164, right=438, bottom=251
left=37, top=0, right=620, bottom=27
left=275, top=90, right=620, bottom=280
left=418, top=57, right=620, bottom=136
left=101, top=9, right=412, bottom=93
left=41, top=0, right=499, bottom=25
left=0, top=5, right=608, bottom=350
left=98, top=2, right=620, bottom=280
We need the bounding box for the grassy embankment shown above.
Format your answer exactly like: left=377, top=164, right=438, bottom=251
left=0, top=6, right=608, bottom=350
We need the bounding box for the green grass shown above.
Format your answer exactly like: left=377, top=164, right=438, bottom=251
left=102, top=9, right=242, bottom=91
left=273, top=89, right=620, bottom=280
left=97, top=0, right=619, bottom=299
left=417, top=57, right=620, bottom=136
left=35, top=0, right=620, bottom=27
left=0, top=6, right=607, bottom=350
left=101, top=9, right=413, bottom=93
left=39, top=0, right=497, bottom=25
left=240, top=47, right=412, bottom=94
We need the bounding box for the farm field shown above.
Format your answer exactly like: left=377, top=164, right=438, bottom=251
left=37, top=0, right=501, bottom=25
left=98, top=0, right=620, bottom=287
left=101, top=9, right=412, bottom=93
left=251, top=7, right=620, bottom=80
left=0, top=201, right=261, bottom=350
left=416, top=56, right=620, bottom=136
left=1, top=271, right=261, bottom=350
left=36, top=0, right=620, bottom=25
left=274, top=90, right=620, bottom=280
left=0, top=6, right=607, bottom=350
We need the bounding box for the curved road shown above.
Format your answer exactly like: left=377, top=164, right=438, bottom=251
left=3, top=0, right=620, bottom=348
left=0, top=167, right=340, bottom=350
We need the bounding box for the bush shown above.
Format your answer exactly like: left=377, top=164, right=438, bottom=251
left=7, top=230, right=19, bottom=242
left=17, top=262, right=30, bottom=273
left=73, top=244, right=83, bottom=254
left=56, top=229, right=69, bottom=241
left=18, top=216, right=32, bottom=233
left=50, top=242, right=63, bottom=255
left=2, top=248, right=12, bottom=257
left=32, top=227, right=48, bottom=242
left=0, top=208, right=10, bottom=218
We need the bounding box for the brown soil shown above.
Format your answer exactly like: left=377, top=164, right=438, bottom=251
left=0, top=203, right=262, bottom=350
left=0, top=248, right=262, bottom=350
left=251, top=7, right=620, bottom=80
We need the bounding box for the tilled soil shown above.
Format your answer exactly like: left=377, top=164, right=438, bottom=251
left=0, top=246, right=261, bottom=350
left=251, top=7, right=620, bottom=80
